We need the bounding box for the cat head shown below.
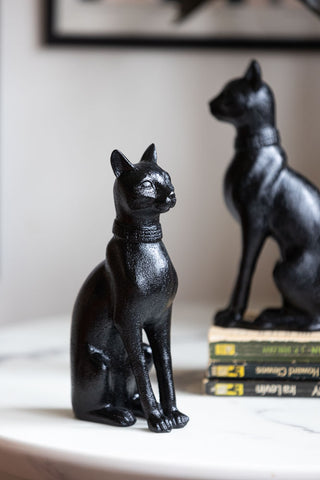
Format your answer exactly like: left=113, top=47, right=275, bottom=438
left=209, top=60, right=275, bottom=129
left=111, top=144, right=176, bottom=218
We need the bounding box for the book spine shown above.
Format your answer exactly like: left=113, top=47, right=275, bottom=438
left=203, top=379, right=320, bottom=397
left=208, top=363, right=320, bottom=380
left=209, top=341, right=320, bottom=363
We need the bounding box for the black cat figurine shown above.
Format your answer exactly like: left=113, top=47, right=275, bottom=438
left=71, top=144, right=189, bottom=433
left=210, top=60, right=320, bottom=331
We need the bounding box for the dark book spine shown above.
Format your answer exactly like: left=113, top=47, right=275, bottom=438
left=209, top=341, right=320, bottom=363
left=208, top=363, right=320, bottom=380
left=204, top=379, right=320, bottom=397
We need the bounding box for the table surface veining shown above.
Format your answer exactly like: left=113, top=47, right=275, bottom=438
left=0, top=303, right=320, bottom=480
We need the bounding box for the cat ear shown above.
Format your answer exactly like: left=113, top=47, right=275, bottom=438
left=140, top=143, right=157, bottom=164
left=110, top=150, right=134, bottom=178
left=245, top=60, right=262, bottom=92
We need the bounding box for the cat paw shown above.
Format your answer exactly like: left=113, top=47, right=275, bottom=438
left=214, top=308, right=243, bottom=328
left=91, top=405, right=136, bottom=427
left=165, top=408, right=189, bottom=429
left=253, top=308, right=311, bottom=331
left=147, top=410, right=172, bottom=433
left=307, top=318, right=320, bottom=331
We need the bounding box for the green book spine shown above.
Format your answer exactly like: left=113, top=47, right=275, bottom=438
left=208, top=362, right=320, bottom=380
left=203, top=379, right=320, bottom=397
left=209, top=341, right=320, bottom=363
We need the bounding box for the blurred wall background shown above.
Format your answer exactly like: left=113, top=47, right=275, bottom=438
left=1, top=0, right=320, bottom=323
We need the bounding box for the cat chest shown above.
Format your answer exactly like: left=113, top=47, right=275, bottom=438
left=224, top=153, right=277, bottom=218
left=125, top=243, right=177, bottom=297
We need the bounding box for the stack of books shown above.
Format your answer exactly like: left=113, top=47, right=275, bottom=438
left=203, top=325, right=320, bottom=397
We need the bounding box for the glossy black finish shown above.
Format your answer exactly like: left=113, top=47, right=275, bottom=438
left=71, top=144, right=189, bottom=433
left=210, top=60, right=320, bottom=331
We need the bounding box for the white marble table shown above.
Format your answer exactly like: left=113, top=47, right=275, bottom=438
left=1, top=304, right=320, bottom=480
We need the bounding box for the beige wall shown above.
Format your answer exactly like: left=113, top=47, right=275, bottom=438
left=1, top=0, right=320, bottom=323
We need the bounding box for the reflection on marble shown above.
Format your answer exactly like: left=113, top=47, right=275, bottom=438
left=1, top=304, right=320, bottom=480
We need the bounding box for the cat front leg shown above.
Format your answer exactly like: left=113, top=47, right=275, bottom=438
left=145, top=308, right=189, bottom=429
left=215, top=217, right=267, bottom=327
left=114, top=311, right=172, bottom=433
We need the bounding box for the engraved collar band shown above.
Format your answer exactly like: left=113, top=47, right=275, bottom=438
left=235, top=127, right=280, bottom=152
left=112, top=219, right=163, bottom=243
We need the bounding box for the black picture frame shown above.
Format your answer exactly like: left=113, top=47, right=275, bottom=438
left=44, top=0, right=320, bottom=50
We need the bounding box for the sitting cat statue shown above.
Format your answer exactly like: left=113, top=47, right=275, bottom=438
left=71, top=144, right=189, bottom=433
left=210, top=60, right=320, bottom=331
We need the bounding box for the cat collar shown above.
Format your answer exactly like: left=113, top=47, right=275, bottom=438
left=112, top=220, right=163, bottom=243
left=235, top=127, right=280, bottom=151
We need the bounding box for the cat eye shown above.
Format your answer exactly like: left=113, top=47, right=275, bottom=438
left=140, top=180, right=153, bottom=189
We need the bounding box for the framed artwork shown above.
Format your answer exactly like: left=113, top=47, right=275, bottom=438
left=44, top=0, right=320, bottom=49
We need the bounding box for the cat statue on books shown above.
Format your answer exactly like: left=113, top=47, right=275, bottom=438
left=71, top=144, right=189, bottom=433
left=210, top=60, right=320, bottom=331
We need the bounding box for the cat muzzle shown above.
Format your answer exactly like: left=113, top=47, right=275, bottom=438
left=156, top=195, right=176, bottom=213
left=165, top=192, right=177, bottom=209
left=209, top=97, right=222, bottom=118
left=168, top=191, right=176, bottom=206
